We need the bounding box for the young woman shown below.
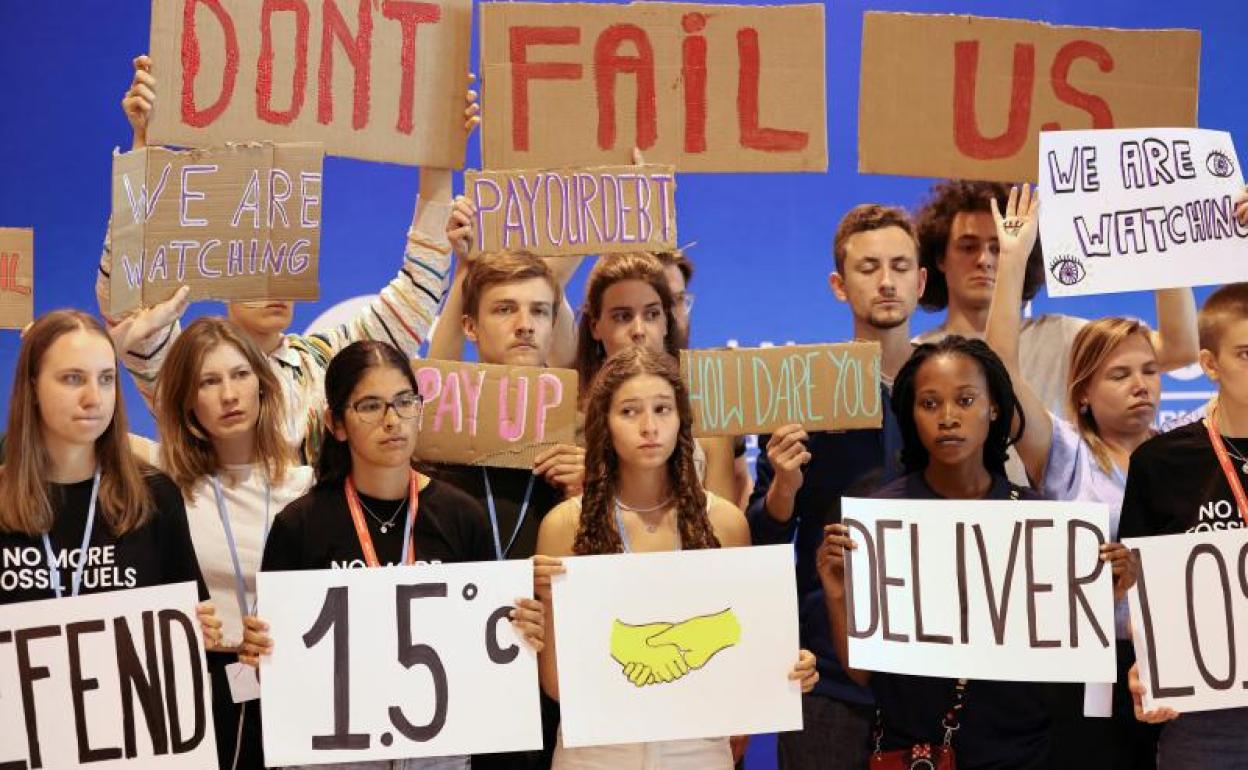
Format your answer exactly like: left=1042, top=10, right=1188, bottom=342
left=242, top=339, right=546, bottom=770
left=0, top=309, right=220, bottom=631
left=985, top=186, right=1190, bottom=768
left=536, top=347, right=818, bottom=769
left=573, top=253, right=735, bottom=501
left=155, top=316, right=315, bottom=770
left=817, top=335, right=1134, bottom=770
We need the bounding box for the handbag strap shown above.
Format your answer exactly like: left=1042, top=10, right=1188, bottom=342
left=872, top=678, right=969, bottom=754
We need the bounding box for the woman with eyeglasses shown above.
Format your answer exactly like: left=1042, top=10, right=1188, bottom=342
left=246, top=340, right=547, bottom=770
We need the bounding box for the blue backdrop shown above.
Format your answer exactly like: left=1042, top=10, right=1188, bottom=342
left=0, top=1, right=1244, bottom=764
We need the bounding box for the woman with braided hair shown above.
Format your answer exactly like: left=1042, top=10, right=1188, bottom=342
left=535, top=347, right=818, bottom=768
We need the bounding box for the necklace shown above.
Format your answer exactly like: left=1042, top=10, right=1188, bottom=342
left=358, top=495, right=408, bottom=534
left=615, top=496, right=673, bottom=533
left=1223, top=437, right=1248, bottom=475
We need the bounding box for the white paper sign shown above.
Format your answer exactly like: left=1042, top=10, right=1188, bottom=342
left=552, top=544, right=802, bottom=748
left=842, top=498, right=1116, bottom=682
left=0, top=582, right=216, bottom=769
left=258, top=561, right=540, bottom=766
left=1038, top=127, right=1248, bottom=297
left=1124, top=530, right=1248, bottom=714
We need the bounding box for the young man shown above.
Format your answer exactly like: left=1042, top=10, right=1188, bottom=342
left=1120, top=283, right=1248, bottom=766
left=97, top=55, right=478, bottom=462
left=748, top=204, right=923, bottom=770
left=913, top=180, right=1197, bottom=416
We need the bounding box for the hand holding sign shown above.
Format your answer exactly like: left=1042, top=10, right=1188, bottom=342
left=198, top=600, right=223, bottom=650
left=815, top=522, right=855, bottom=599
left=1237, top=185, right=1248, bottom=226
left=1128, top=662, right=1180, bottom=724
left=122, top=54, right=155, bottom=150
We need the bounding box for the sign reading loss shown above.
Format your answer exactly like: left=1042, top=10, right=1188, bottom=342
left=858, top=13, right=1200, bottom=183
left=110, top=142, right=322, bottom=315
left=414, top=360, right=578, bottom=469
left=148, top=0, right=473, bottom=168
left=681, top=342, right=881, bottom=437
left=0, top=582, right=216, bottom=770
left=1038, top=128, right=1247, bottom=297
left=258, top=561, right=541, bottom=766
left=1125, top=530, right=1248, bottom=714
left=842, top=498, right=1117, bottom=683
left=465, top=165, right=677, bottom=258
left=481, top=2, right=827, bottom=173
left=0, top=228, right=34, bottom=329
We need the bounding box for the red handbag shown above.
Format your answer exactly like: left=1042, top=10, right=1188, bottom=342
left=869, top=678, right=966, bottom=770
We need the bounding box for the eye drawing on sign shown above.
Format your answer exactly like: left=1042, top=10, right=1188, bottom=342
left=1206, top=150, right=1236, bottom=178
left=609, top=608, right=741, bottom=687
left=1050, top=254, right=1087, bottom=286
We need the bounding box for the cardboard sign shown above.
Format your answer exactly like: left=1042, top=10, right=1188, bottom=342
left=551, top=545, right=801, bottom=747
left=0, top=228, right=34, bottom=329
left=110, top=142, right=322, bottom=315
left=0, top=582, right=217, bottom=769
left=465, top=165, right=677, bottom=258
left=414, top=360, right=578, bottom=469
left=842, top=498, right=1117, bottom=682
left=1125, top=530, right=1248, bottom=714
left=1038, top=128, right=1247, bottom=297
left=858, top=13, right=1200, bottom=183
left=148, top=0, right=472, bottom=168
left=258, top=561, right=540, bottom=765
left=681, top=342, right=882, bottom=437
left=481, top=2, right=827, bottom=173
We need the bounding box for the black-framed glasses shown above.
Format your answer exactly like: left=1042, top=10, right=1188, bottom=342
left=349, top=391, right=423, bottom=424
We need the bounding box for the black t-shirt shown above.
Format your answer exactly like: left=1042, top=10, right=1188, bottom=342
left=867, top=472, right=1051, bottom=770
left=1119, top=420, right=1248, bottom=538
left=261, top=477, right=493, bottom=571
left=0, top=472, right=205, bottom=604
left=429, top=464, right=560, bottom=561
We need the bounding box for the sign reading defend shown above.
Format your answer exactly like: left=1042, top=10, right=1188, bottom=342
left=110, top=142, right=322, bottom=315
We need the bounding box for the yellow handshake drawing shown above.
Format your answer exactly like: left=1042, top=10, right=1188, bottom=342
left=609, top=608, right=741, bottom=687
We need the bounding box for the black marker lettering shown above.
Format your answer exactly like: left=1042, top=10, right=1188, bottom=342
left=843, top=518, right=878, bottom=639
left=1134, top=548, right=1195, bottom=698
left=15, top=625, right=61, bottom=768
left=974, top=522, right=1022, bottom=644
left=875, top=520, right=907, bottom=643
left=1186, top=545, right=1236, bottom=690
left=486, top=606, right=519, bottom=664
left=391, top=583, right=449, bottom=742
left=910, top=523, right=951, bottom=644
left=1066, top=520, right=1109, bottom=649
left=115, top=612, right=169, bottom=757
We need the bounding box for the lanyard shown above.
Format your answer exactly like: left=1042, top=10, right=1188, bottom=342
left=42, top=469, right=101, bottom=599
left=1203, top=407, right=1248, bottom=523
left=344, top=471, right=419, bottom=567
left=210, top=474, right=271, bottom=619
left=482, top=469, right=535, bottom=560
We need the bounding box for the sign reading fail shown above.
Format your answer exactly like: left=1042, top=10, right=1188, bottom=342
left=1125, top=530, right=1248, bottom=714
left=842, top=498, right=1117, bottom=683
left=858, top=13, right=1200, bottom=182
left=0, top=582, right=217, bottom=770
left=465, top=165, right=677, bottom=258
left=0, top=228, right=34, bottom=329
left=481, top=2, right=826, bottom=173
left=110, top=142, right=322, bottom=315
left=681, top=342, right=881, bottom=437
left=1039, top=128, right=1247, bottom=297
left=414, top=360, right=578, bottom=469
left=148, top=0, right=472, bottom=168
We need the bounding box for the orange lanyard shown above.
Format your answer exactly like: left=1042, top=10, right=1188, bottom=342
left=1202, top=406, right=1248, bottom=524
left=344, top=471, right=419, bottom=567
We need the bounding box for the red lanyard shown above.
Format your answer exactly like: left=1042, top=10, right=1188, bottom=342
left=344, top=471, right=420, bottom=567
left=1202, top=406, right=1248, bottom=524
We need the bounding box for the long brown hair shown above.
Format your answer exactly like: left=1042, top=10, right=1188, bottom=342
left=156, top=317, right=292, bottom=494
left=573, top=347, right=719, bottom=555
left=574, top=253, right=680, bottom=401
left=1067, top=317, right=1156, bottom=474
left=0, top=310, right=153, bottom=536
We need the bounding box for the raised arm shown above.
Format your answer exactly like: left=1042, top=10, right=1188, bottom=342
left=1151, top=288, right=1198, bottom=372
left=425, top=195, right=476, bottom=361
left=545, top=255, right=584, bottom=370
left=985, top=185, right=1052, bottom=486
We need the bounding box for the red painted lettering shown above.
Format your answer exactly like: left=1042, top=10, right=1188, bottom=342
left=681, top=13, right=708, bottom=153
left=736, top=28, right=807, bottom=152
left=318, top=0, right=373, bottom=129
left=953, top=41, right=1034, bottom=160
left=382, top=1, right=442, bottom=135
left=180, top=0, right=239, bottom=127
left=1046, top=40, right=1115, bottom=131
left=594, top=24, right=657, bottom=151
left=509, top=27, right=583, bottom=151
left=257, top=0, right=310, bottom=125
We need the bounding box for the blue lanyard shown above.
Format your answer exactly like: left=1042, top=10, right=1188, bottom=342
left=42, top=469, right=101, bottom=598
left=482, top=469, right=535, bottom=560
left=211, top=474, right=271, bottom=619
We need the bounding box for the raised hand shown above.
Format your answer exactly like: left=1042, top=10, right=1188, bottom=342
left=106, top=285, right=191, bottom=352
left=1235, top=185, right=1247, bottom=228
left=990, top=184, right=1040, bottom=267
left=464, top=73, right=481, bottom=134
left=448, top=195, right=477, bottom=261
left=122, top=55, right=156, bottom=150
left=644, top=608, right=741, bottom=670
